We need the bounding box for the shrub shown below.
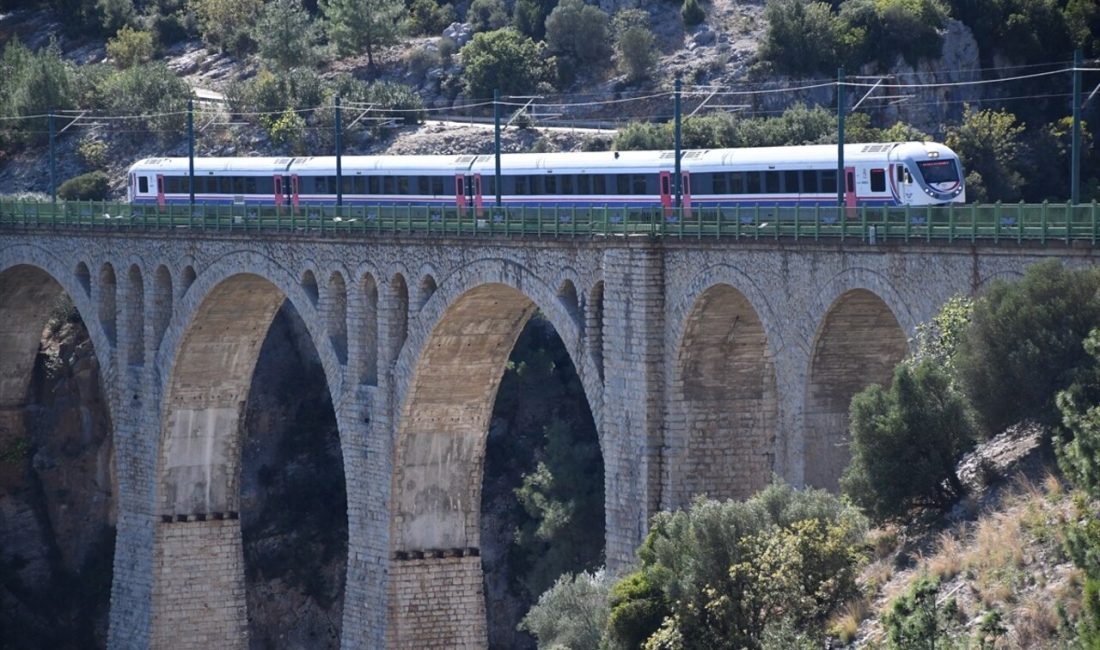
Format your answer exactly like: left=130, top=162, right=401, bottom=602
left=544, top=0, right=611, bottom=86
left=77, top=137, right=109, bottom=170
left=97, top=0, right=135, bottom=34
left=945, top=105, right=1027, bottom=202
left=882, top=575, right=962, bottom=649
left=97, top=62, right=190, bottom=142
left=956, top=260, right=1100, bottom=434
left=189, top=0, right=263, bottom=56
left=512, top=0, right=548, bottom=39
left=681, top=0, right=705, bottom=26
left=267, top=107, right=307, bottom=151
left=58, top=171, right=111, bottom=201
left=840, top=0, right=947, bottom=67
left=321, top=0, right=405, bottom=66
left=408, top=0, right=455, bottom=35
left=759, top=0, right=850, bottom=75
left=0, top=39, right=78, bottom=146
left=106, top=26, right=155, bottom=68
left=841, top=359, right=976, bottom=521
left=467, top=0, right=509, bottom=32
left=460, top=29, right=545, bottom=99
left=519, top=570, right=612, bottom=649
left=613, top=9, right=657, bottom=83
left=254, top=0, right=320, bottom=71
left=613, top=121, right=669, bottom=151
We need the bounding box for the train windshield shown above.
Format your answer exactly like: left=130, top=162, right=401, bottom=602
left=916, top=159, right=959, bottom=184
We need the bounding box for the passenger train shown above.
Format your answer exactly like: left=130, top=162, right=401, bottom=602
left=127, top=142, right=965, bottom=214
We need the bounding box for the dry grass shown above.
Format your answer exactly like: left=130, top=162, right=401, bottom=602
left=1012, top=592, right=1061, bottom=647
left=828, top=598, right=870, bottom=644
left=927, top=531, right=965, bottom=581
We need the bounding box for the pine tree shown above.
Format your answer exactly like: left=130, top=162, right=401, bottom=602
left=320, top=0, right=404, bottom=67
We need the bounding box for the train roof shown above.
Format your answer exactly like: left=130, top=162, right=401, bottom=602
left=128, top=143, right=954, bottom=176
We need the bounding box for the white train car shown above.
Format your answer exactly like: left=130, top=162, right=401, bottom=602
left=128, top=142, right=964, bottom=212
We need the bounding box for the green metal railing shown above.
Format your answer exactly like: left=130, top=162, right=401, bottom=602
left=1, top=199, right=1099, bottom=245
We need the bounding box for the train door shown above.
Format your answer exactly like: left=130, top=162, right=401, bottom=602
left=156, top=174, right=165, bottom=209
left=455, top=174, right=467, bottom=210
left=844, top=166, right=857, bottom=217
left=659, top=171, right=673, bottom=216
left=290, top=174, right=300, bottom=210
left=274, top=175, right=284, bottom=211
left=681, top=171, right=693, bottom=218
left=473, top=174, right=484, bottom=217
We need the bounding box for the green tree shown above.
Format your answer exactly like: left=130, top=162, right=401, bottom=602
left=519, top=570, right=612, bottom=649
left=681, top=0, right=705, bottom=26
left=320, top=0, right=404, bottom=66
left=840, top=0, right=947, bottom=67
left=0, top=39, right=78, bottom=146
left=408, top=0, right=456, bottom=35
left=96, top=0, right=134, bottom=33
left=106, top=26, right=155, bottom=68
left=58, top=171, right=111, bottom=200
left=467, top=0, right=509, bottom=31
left=909, top=295, right=974, bottom=372
left=189, top=0, right=263, bottom=55
left=512, top=0, right=552, bottom=40
left=945, top=105, right=1027, bottom=202
left=612, top=121, right=669, bottom=151
left=608, top=483, right=866, bottom=649
left=460, top=29, right=545, bottom=99
left=882, top=575, right=962, bottom=650
left=841, top=360, right=976, bottom=521
left=759, top=0, right=850, bottom=75
left=544, top=0, right=611, bottom=86
left=254, top=0, right=320, bottom=71
left=956, top=260, right=1100, bottom=434
left=98, top=62, right=190, bottom=143
left=613, top=9, right=658, bottom=83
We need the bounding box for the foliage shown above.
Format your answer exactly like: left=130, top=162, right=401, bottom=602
left=840, top=0, right=947, bottom=67
left=512, top=0, right=552, bottom=40
left=267, top=107, right=307, bottom=151
left=96, top=62, right=190, bottom=142
left=613, top=10, right=657, bottom=83
left=0, top=39, right=78, bottom=147
left=408, top=0, right=456, bottom=35
left=882, top=575, right=962, bottom=649
left=735, top=103, right=834, bottom=147
left=945, top=105, right=1028, bottom=202
left=1064, top=0, right=1100, bottom=56
left=606, top=569, right=669, bottom=649
left=77, top=137, right=109, bottom=170
left=254, top=0, right=320, bottom=71
left=1026, top=117, right=1097, bottom=203
left=96, top=0, right=134, bottom=33
left=518, top=570, right=612, bottom=649
left=544, top=0, right=611, bottom=86
left=320, top=0, right=404, bottom=66
left=759, top=0, right=849, bottom=75
left=58, top=171, right=111, bottom=201
left=188, top=0, right=262, bottom=56
left=106, top=26, right=156, bottom=68
left=460, top=29, right=545, bottom=99
left=956, top=260, right=1100, bottom=434
left=467, top=0, right=509, bottom=31
left=841, top=360, right=976, bottom=521
left=608, top=482, right=866, bottom=649
left=844, top=113, right=931, bottom=145
left=613, top=122, right=669, bottom=151
left=681, top=0, right=705, bottom=26
left=947, top=0, right=1072, bottom=64
left=909, top=295, right=974, bottom=372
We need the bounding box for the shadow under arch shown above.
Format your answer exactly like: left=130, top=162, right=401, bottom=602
left=0, top=261, right=116, bottom=646
left=152, top=270, right=348, bottom=649
left=387, top=262, right=605, bottom=648
left=671, top=282, right=778, bottom=505
left=804, top=287, right=909, bottom=491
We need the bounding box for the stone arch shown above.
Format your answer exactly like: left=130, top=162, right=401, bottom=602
left=389, top=273, right=409, bottom=358
left=558, top=278, right=580, bottom=324
left=358, top=273, right=379, bottom=386
left=804, top=288, right=909, bottom=491
left=75, top=261, right=91, bottom=296
left=671, top=283, right=778, bottom=503
left=153, top=256, right=348, bottom=650
left=587, top=281, right=605, bottom=381
left=416, top=273, right=437, bottom=311
left=179, top=265, right=196, bottom=300
left=125, top=264, right=145, bottom=366
left=302, top=269, right=320, bottom=307
left=388, top=260, right=602, bottom=648
left=152, top=265, right=173, bottom=355
left=328, top=271, right=349, bottom=364
left=99, top=263, right=117, bottom=347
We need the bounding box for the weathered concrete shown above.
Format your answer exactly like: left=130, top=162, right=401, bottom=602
left=0, top=229, right=1094, bottom=649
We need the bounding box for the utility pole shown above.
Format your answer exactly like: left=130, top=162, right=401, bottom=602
left=336, top=95, right=343, bottom=208
left=1072, top=49, right=1082, bottom=205
left=494, top=89, right=502, bottom=207
left=837, top=67, right=845, bottom=207
left=674, top=76, right=682, bottom=208
left=188, top=98, right=195, bottom=208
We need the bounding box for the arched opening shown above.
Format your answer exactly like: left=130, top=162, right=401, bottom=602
left=302, top=270, right=319, bottom=307
left=587, top=282, right=604, bottom=381
left=98, top=264, right=117, bottom=347
left=557, top=279, right=579, bottom=323
left=152, top=266, right=172, bottom=353
left=0, top=265, right=115, bottom=647
left=125, top=265, right=145, bottom=366
left=389, top=274, right=409, bottom=356
left=359, top=274, right=379, bottom=386
left=416, top=274, right=437, bottom=311
left=154, top=275, right=346, bottom=649
left=389, top=283, right=603, bottom=649
left=76, top=261, right=91, bottom=296
left=805, top=289, right=909, bottom=491
left=179, top=266, right=196, bottom=299
left=327, top=272, right=348, bottom=364
left=673, top=284, right=777, bottom=504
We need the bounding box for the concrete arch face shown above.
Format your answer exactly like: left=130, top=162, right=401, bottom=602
left=152, top=272, right=343, bottom=650
left=672, top=283, right=777, bottom=503
left=805, top=289, right=909, bottom=491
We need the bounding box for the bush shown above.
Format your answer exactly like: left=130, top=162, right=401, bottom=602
left=77, top=137, right=109, bottom=170
left=544, top=0, right=611, bottom=86
left=189, top=0, right=263, bottom=56
left=512, top=0, right=548, bottom=39
left=759, top=0, right=850, bottom=75
left=106, top=26, right=155, bottom=68
left=97, top=62, right=190, bottom=142
left=945, top=105, right=1027, bottom=202
left=608, top=482, right=866, bottom=649
left=467, top=0, right=509, bottom=32
left=58, top=171, right=111, bottom=201
left=956, top=260, right=1100, bottom=434
left=460, top=29, right=545, bottom=99
left=841, top=359, right=976, bottom=521
left=408, top=0, right=455, bottom=35
left=0, top=39, right=78, bottom=146
left=613, top=9, right=657, bottom=83
left=267, top=107, right=307, bottom=151
left=840, top=0, right=947, bottom=67
left=519, top=570, right=612, bottom=649
left=882, top=575, right=962, bottom=648
left=613, top=121, right=669, bottom=151
left=681, top=0, right=705, bottom=26
left=254, top=0, right=320, bottom=71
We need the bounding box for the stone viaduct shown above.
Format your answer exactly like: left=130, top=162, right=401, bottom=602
left=0, top=227, right=1093, bottom=648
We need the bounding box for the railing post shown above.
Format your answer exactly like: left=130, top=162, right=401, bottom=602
left=1093, top=201, right=1098, bottom=246
left=1041, top=200, right=1048, bottom=243
left=794, top=203, right=800, bottom=241
left=1018, top=202, right=1024, bottom=243
left=1067, top=201, right=1072, bottom=244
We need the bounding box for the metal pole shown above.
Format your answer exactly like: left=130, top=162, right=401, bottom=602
left=335, top=95, right=343, bottom=207
left=1072, top=49, right=1082, bottom=205
left=188, top=98, right=195, bottom=207
left=837, top=67, right=845, bottom=207
left=48, top=108, right=56, bottom=204
left=494, top=89, right=502, bottom=206
left=674, top=76, right=682, bottom=208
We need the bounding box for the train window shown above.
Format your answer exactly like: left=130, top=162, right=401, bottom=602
left=383, top=177, right=395, bottom=194
left=897, top=166, right=905, bottom=183
left=484, top=176, right=495, bottom=196
left=441, top=177, right=455, bottom=195
left=163, top=177, right=177, bottom=193
left=256, top=177, right=273, bottom=195
left=634, top=175, right=649, bottom=195
left=368, top=177, right=379, bottom=194
left=870, top=169, right=885, bottom=192
left=511, top=176, right=524, bottom=195
left=712, top=173, right=725, bottom=194
left=431, top=177, right=443, bottom=195
left=745, top=172, right=761, bottom=194
left=593, top=175, right=607, bottom=195
left=299, top=177, right=313, bottom=194
left=530, top=175, right=543, bottom=195
left=544, top=175, right=556, bottom=194
left=729, top=172, right=744, bottom=194
left=820, top=170, right=837, bottom=194
left=800, top=171, right=819, bottom=194
left=353, top=177, right=365, bottom=194
left=783, top=171, right=800, bottom=194
left=242, top=177, right=255, bottom=194
left=138, top=176, right=149, bottom=194
left=417, top=176, right=429, bottom=194
left=397, top=177, right=410, bottom=194
left=576, top=175, right=590, bottom=194
left=561, top=175, right=573, bottom=194
left=615, top=175, right=629, bottom=195
left=232, top=177, right=244, bottom=194
left=764, top=171, right=780, bottom=194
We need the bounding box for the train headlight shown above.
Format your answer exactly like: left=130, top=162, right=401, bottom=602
left=927, top=151, right=940, bottom=158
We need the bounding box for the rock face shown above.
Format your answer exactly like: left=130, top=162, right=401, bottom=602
left=0, top=311, right=115, bottom=649
left=240, top=302, right=347, bottom=650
